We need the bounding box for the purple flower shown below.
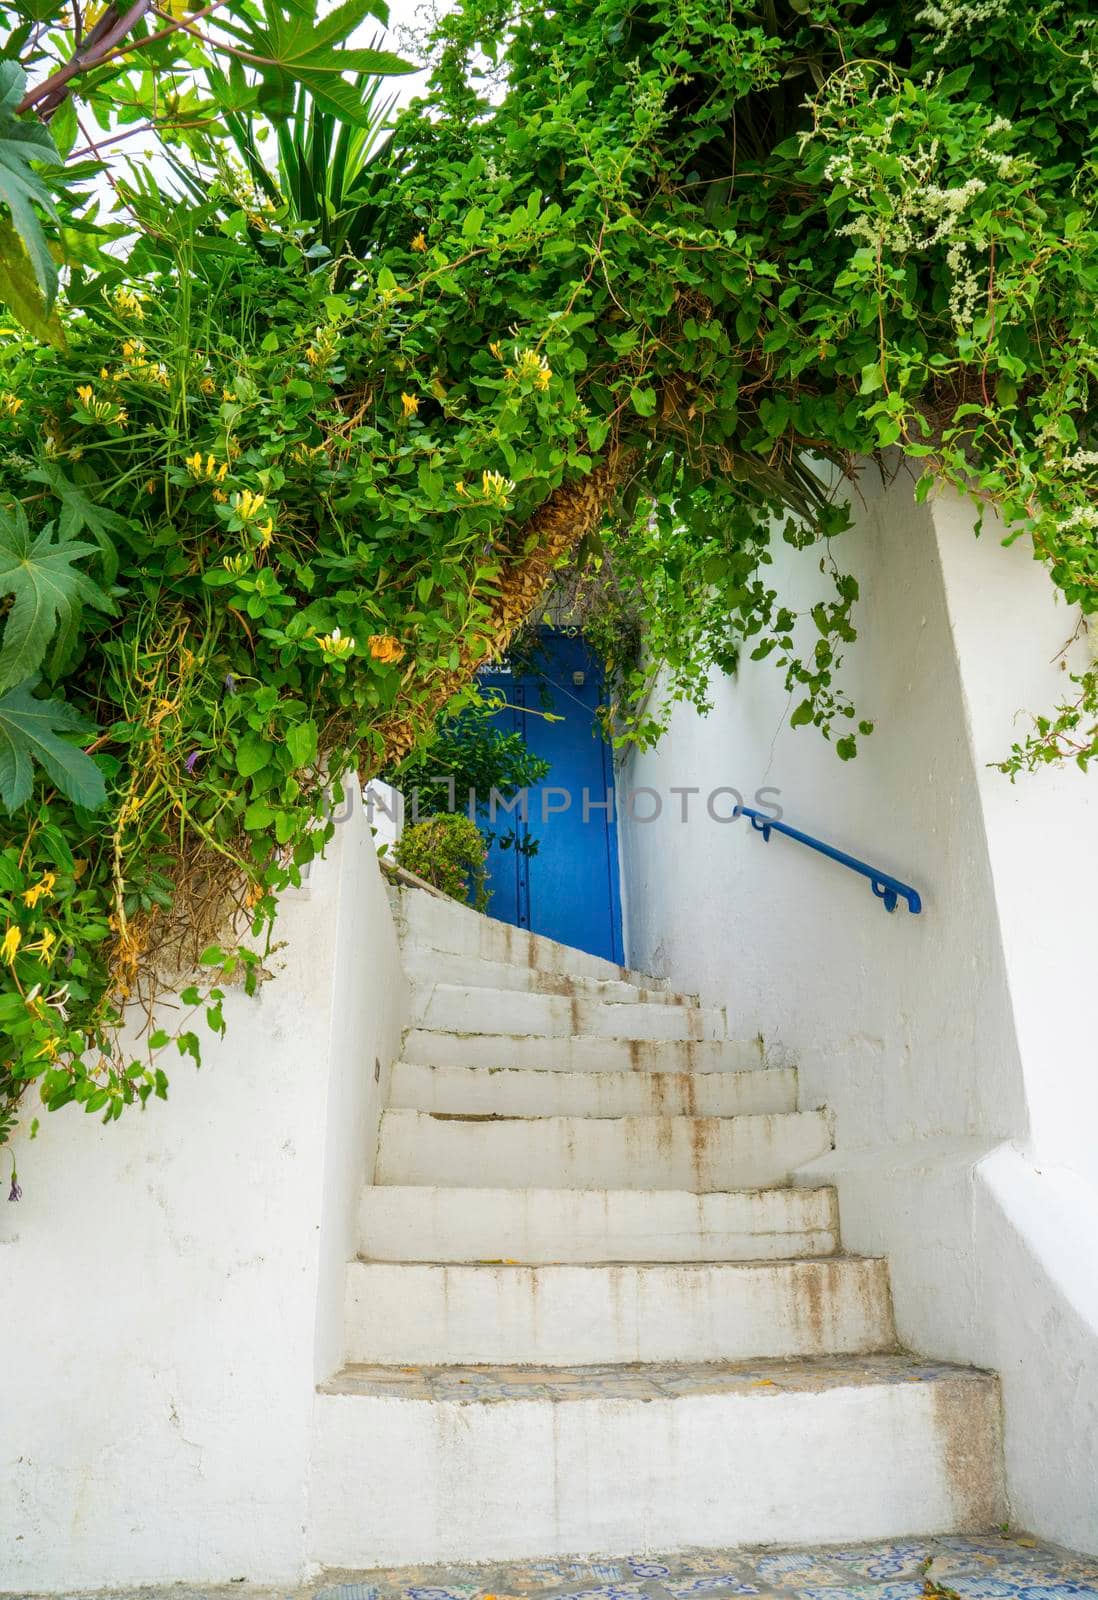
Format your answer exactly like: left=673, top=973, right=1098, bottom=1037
left=185, top=749, right=200, bottom=775
left=224, top=674, right=237, bottom=694
left=8, top=1176, right=21, bottom=1202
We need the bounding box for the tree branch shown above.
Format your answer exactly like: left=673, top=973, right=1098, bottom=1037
left=373, top=448, right=636, bottom=771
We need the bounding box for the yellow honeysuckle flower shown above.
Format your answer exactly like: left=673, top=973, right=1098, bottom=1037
left=481, top=468, right=514, bottom=503
left=222, top=388, right=235, bottom=402
left=234, top=488, right=266, bottom=521
left=1, top=926, right=21, bottom=965
left=317, top=627, right=356, bottom=661
left=199, top=376, right=215, bottom=395
left=488, top=342, right=504, bottom=360
left=22, top=872, right=56, bottom=908
left=112, top=287, right=145, bottom=319
left=511, top=346, right=552, bottom=390
left=368, top=634, right=404, bottom=664
left=411, top=231, right=427, bottom=252
left=185, top=450, right=204, bottom=475
left=400, top=392, right=419, bottom=418
left=0, top=393, right=23, bottom=416
left=76, top=385, right=94, bottom=406
left=212, top=488, right=228, bottom=503
left=27, top=929, right=58, bottom=965
left=257, top=519, right=274, bottom=548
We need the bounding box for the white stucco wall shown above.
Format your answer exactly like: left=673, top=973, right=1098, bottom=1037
left=618, top=468, right=1098, bottom=1551
left=0, top=782, right=408, bottom=1592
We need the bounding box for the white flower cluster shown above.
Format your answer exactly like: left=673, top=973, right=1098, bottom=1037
left=818, top=82, right=1033, bottom=332
left=1064, top=449, right=1098, bottom=472
left=915, top=0, right=1014, bottom=52
left=1059, top=505, right=1098, bottom=531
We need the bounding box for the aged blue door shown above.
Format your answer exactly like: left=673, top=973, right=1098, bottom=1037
left=476, top=632, right=623, bottom=963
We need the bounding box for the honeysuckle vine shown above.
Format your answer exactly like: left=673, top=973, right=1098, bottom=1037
left=0, top=0, right=1096, bottom=1155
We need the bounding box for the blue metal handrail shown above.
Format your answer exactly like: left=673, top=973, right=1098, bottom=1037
left=736, top=807, right=923, bottom=915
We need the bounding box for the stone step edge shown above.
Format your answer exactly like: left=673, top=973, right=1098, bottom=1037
left=413, top=984, right=708, bottom=1013
left=386, top=1064, right=799, bottom=1116
left=361, top=1180, right=835, bottom=1200
left=403, top=965, right=701, bottom=1007
left=382, top=1108, right=826, bottom=1128
left=401, top=1028, right=766, bottom=1051
left=349, top=1252, right=883, bottom=1271
left=319, top=1353, right=996, bottom=1401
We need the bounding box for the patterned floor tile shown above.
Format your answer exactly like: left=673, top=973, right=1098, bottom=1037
left=29, top=1533, right=1098, bottom=1600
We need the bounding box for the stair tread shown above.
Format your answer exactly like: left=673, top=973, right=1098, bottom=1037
left=352, top=1254, right=884, bottom=1270
left=365, top=1180, right=829, bottom=1198
left=320, top=1351, right=994, bottom=1402
left=400, top=1031, right=772, bottom=1073
left=385, top=1107, right=817, bottom=1124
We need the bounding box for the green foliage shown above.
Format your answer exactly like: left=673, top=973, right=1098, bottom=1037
left=0, top=499, right=114, bottom=692
left=391, top=695, right=550, bottom=851
left=204, top=68, right=396, bottom=266
left=0, top=0, right=1096, bottom=1158
left=0, top=61, right=60, bottom=310
left=395, top=812, right=489, bottom=910
left=0, top=679, right=104, bottom=811
left=0, top=0, right=415, bottom=338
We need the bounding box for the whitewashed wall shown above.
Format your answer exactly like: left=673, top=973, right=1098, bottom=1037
left=619, top=469, right=1098, bottom=1551
left=0, top=782, right=408, bottom=1591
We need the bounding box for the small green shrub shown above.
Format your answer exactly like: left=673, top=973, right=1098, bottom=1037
left=389, top=695, right=551, bottom=855
left=395, top=814, right=489, bottom=911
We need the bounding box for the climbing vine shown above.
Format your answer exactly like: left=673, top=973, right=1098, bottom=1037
left=1, top=0, right=1096, bottom=1152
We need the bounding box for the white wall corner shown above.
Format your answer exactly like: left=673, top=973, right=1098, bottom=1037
left=0, top=776, right=407, bottom=1592
left=615, top=463, right=1098, bottom=1552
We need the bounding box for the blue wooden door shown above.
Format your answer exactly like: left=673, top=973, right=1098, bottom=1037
left=477, top=633, right=623, bottom=963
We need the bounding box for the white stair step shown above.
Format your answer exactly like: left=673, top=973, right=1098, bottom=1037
left=358, top=1184, right=839, bottom=1263
left=402, top=1029, right=769, bottom=1074
left=375, top=1107, right=832, bottom=1191
left=403, top=946, right=697, bottom=1005
left=311, top=1356, right=1004, bottom=1566
left=343, top=1256, right=893, bottom=1363
left=414, top=985, right=725, bottom=1041
left=391, top=884, right=671, bottom=989
left=388, top=1061, right=797, bottom=1118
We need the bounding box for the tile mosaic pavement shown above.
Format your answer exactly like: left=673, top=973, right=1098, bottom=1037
left=16, top=1533, right=1098, bottom=1600
left=319, top=1355, right=993, bottom=1404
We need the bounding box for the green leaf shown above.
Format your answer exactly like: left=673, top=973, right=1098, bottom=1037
left=286, top=719, right=318, bottom=766
left=0, top=62, right=61, bottom=309
left=0, top=500, right=115, bottom=692
left=629, top=384, right=657, bottom=417
left=0, top=217, right=64, bottom=348
left=27, top=461, right=131, bottom=583
left=0, top=678, right=105, bottom=812
left=235, top=731, right=273, bottom=777
left=224, top=1, right=417, bottom=128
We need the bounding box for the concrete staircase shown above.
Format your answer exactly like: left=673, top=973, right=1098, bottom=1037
left=311, top=885, right=1005, bottom=1566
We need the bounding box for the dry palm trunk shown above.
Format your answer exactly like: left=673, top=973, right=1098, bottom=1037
left=373, top=448, right=634, bottom=770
